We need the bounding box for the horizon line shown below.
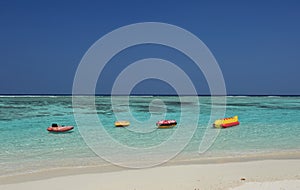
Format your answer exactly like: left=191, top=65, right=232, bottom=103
left=0, top=93, right=299, bottom=97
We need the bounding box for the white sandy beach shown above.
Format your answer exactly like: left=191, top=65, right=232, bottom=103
left=1, top=159, right=299, bottom=190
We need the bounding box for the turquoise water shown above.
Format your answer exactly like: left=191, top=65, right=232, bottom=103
left=0, top=96, right=300, bottom=175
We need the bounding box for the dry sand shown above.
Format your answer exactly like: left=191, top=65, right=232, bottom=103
left=231, top=180, right=300, bottom=190
left=0, top=159, right=299, bottom=190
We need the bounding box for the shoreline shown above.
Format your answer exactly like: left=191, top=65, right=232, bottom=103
left=1, top=150, right=300, bottom=184
left=1, top=159, right=300, bottom=190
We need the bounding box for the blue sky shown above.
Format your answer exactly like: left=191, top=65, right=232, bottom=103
left=0, top=0, right=299, bottom=95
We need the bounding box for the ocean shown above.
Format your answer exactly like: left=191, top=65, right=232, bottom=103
left=0, top=96, right=299, bottom=176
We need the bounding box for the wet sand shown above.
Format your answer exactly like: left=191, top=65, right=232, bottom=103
left=1, top=159, right=300, bottom=190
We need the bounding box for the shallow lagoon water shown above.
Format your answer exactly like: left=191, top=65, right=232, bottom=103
left=0, top=96, right=299, bottom=176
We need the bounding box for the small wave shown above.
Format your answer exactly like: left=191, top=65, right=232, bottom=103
left=227, top=96, right=248, bottom=98
left=0, top=95, right=61, bottom=98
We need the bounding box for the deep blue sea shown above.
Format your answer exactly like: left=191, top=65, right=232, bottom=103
left=0, top=96, right=300, bottom=176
